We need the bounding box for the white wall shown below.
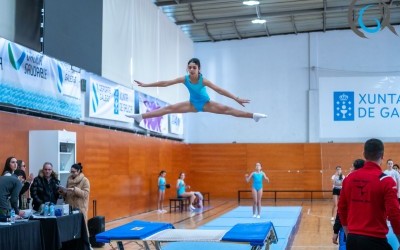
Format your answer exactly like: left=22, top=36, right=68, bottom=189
left=187, top=34, right=310, bottom=143
left=102, top=0, right=191, bottom=105
left=186, top=26, right=400, bottom=143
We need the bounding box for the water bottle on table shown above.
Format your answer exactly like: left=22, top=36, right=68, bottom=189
left=44, top=203, right=49, bottom=216
left=10, top=208, right=15, bottom=223
left=49, top=204, right=55, bottom=216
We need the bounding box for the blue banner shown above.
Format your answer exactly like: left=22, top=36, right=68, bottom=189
left=0, top=37, right=81, bottom=118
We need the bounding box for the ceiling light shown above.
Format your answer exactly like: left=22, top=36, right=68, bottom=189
left=252, top=19, right=266, bottom=24
left=243, top=1, right=260, bottom=6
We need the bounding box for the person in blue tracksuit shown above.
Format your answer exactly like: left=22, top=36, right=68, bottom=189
left=245, top=162, right=269, bottom=218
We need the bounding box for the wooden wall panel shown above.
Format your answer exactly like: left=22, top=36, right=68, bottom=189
left=189, top=144, right=247, bottom=197
left=190, top=143, right=324, bottom=199
left=246, top=144, right=306, bottom=191
left=3, top=111, right=400, bottom=220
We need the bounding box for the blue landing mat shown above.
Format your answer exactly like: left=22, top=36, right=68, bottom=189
left=162, top=242, right=257, bottom=250
left=165, top=206, right=301, bottom=250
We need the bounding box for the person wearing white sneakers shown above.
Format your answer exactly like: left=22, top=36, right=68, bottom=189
left=157, top=170, right=168, bottom=213
left=245, top=162, right=270, bottom=219
left=176, top=172, right=196, bottom=211
left=126, top=58, right=267, bottom=123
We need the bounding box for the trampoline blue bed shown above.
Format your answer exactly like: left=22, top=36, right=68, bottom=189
left=96, top=220, right=278, bottom=250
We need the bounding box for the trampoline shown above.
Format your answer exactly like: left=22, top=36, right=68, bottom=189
left=96, top=220, right=278, bottom=250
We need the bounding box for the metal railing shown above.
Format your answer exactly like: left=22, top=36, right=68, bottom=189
left=238, top=190, right=332, bottom=203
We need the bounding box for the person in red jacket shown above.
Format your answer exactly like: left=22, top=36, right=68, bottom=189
left=338, top=138, right=400, bottom=250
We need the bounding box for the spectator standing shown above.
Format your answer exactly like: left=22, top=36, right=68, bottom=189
left=384, top=159, right=400, bottom=203
left=0, top=175, right=25, bottom=218
left=60, top=163, right=90, bottom=222
left=331, top=166, right=345, bottom=221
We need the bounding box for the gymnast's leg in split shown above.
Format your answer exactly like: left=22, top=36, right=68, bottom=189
left=127, top=100, right=266, bottom=123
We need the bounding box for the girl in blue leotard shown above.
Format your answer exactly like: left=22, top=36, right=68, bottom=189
left=127, top=58, right=267, bottom=123
left=157, top=170, right=167, bottom=213
left=245, top=162, right=269, bottom=218
left=176, top=172, right=196, bottom=210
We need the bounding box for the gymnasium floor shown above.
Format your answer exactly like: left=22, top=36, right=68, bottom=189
left=98, top=199, right=339, bottom=250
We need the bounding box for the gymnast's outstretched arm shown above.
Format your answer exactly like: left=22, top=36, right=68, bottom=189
left=203, top=78, right=250, bottom=107
left=134, top=77, right=184, bottom=88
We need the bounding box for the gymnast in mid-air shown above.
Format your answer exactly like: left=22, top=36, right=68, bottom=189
left=126, top=58, right=267, bottom=123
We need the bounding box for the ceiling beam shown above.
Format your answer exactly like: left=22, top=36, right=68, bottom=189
left=232, top=21, right=242, bottom=39
left=255, top=4, right=269, bottom=36
left=175, top=5, right=351, bottom=25
left=256, top=5, right=262, bottom=19
left=264, top=23, right=270, bottom=37
left=203, top=23, right=215, bottom=42
left=174, top=3, right=400, bottom=26
left=188, top=3, right=197, bottom=23
left=323, top=0, right=327, bottom=32
left=155, top=0, right=208, bottom=7
left=156, top=0, right=400, bottom=7
left=291, top=15, right=298, bottom=34
left=193, top=22, right=400, bottom=42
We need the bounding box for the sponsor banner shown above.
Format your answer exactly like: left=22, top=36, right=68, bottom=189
left=169, top=113, right=184, bottom=135
left=89, top=74, right=134, bottom=122
left=0, top=37, right=81, bottom=118
left=319, top=76, right=400, bottom=139
left=136, top=92, right=169, bottom=134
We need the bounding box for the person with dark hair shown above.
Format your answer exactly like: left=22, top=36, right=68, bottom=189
left=15, top=159, right=34, bottom=209
left=332, top=159, right=365, bottom=249
left=384, top=159, right=400, bottom=203
left=338, top=138, right=400, bottom=250
left=30, top=162, right=60, bottom=212
left=352, top=159, right=365, bottom=171
left=14, top=169, right=30, bottom=209
left=127, top=58, right=267, bottom=123
left=393, top=164, right=400, bottom=172
left=60, top=163, right=90, bottom=221
left=0, top=174, right=25, bottom=218
left=157, top=170, right=167, bottom=213
left=331, top=166, right=345, bottom=221
left=1, top=156, right=18, bottom=176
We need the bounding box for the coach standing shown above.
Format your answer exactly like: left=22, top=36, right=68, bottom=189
left=338, top=138, right=400, bottom=250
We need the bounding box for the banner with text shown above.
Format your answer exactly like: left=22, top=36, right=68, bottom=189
left=0, top=37, right=81, bottom=118
left=135, top=92, right=169, bottom=134
left=89, top=74, right=134, bottom=122
left=319, top=76, right=400, bottom=139
left=169, top=113, right=184, bottom=135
